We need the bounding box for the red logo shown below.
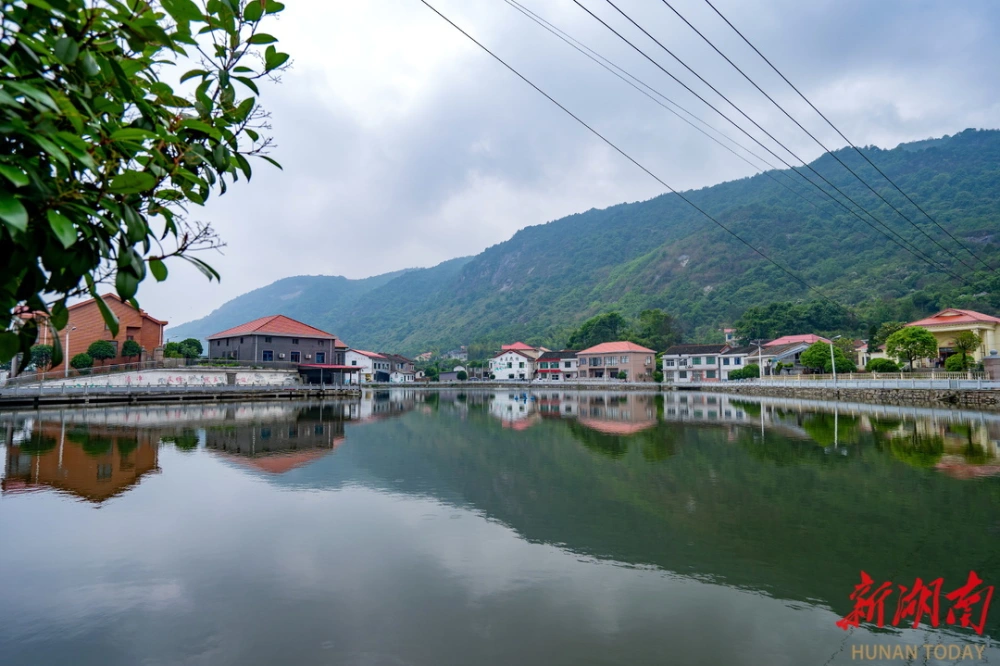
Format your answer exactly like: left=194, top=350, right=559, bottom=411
left=837, top=571, right=993, bottom=635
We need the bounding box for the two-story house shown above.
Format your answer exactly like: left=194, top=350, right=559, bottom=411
left=346, top=349, right=391, bottom=383
left=534, top=350, right=579, bottom=381
left=207, top=315, right=347, bottom=366
left=489, top=349, right=535, bottom=380
left=577, top=341, right=657, bottom=382
left=385, top=354, right=416, bottom=383
left=661, top=344, right=727, bottom=383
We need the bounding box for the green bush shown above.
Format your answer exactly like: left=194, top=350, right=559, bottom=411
left=30, top=344, right=54, bottom=370
left=653, top=370, right=664, bottom=383
left=456, top=370, right=468, bottom=381
left=121, top=339, right=142, bottom=360
left=87, top=340, right=117, bottom=365
left=944, top=355, right=967, bottom=372
left=866, top=358, right=900, bottom=373
left=70, top=353, right=93, bottom=370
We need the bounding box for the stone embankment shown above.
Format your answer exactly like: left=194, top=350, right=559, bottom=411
left=697, top=383, right=1000, bottom=409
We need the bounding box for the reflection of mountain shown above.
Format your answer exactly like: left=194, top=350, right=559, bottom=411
left=3, top=423, right=160, bottom=503
left=282, top=397, right=1000, bottom=637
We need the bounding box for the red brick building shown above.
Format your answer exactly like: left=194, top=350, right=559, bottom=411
left=30, top=293, right=167, bottom=362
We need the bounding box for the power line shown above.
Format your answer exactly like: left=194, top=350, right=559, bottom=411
left=501, top=0, right=824, bottom=211
left=572, top=0, right=971, bottom=286
left=657, top=0, right=983, bottom=274
left=415, top=0, right=844, bottom=310
left=701, top=0, right=996, bottom=273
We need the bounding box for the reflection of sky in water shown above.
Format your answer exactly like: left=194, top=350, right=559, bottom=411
left=0, top=392, right=997, bottom=665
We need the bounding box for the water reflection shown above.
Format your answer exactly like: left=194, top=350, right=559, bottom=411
left=0, top=389, right=998, bottom=665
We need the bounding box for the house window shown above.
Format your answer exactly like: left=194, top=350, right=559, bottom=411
left=519, top=362, right=525, bottom=368
left=734, top=357, right=742, bottom=365
left=241, top=337, right=244, bottom=343
left=679, top=371, right=687, bottom=378
left=693, top=357, right=702, bottom=365
left=97, top=464, right=112, bottom=480
left=705, top=356, right=715, bottom=364
left=292, top=338, right=299, bottom=345
left=645, top=356, right=652, bottom=365
left=290, top=351, right=301, bottom=363
left=605, top=356, right=615, bottom=365
left=264, top=336, right=272, bottom=343
left=127, top=335, right=134, bottom=341
left=723, top=358, right=730, bottom=366
left=620, top=356, right=628, bottom=364
left=352, top=360, right=357, bottom=366
left=665, top=359, right=675, bottom=367
left=507, top=362, right=512, bottom=368
left=706, top=370, right=717, bottom=379
left=315, top=352, right=325, bottom=363
left=225, top=339, right=229, bottom=347
left=261, top=428, right=271, bottom=440
left=262, top=350, right=273, bottom=361
left=564, top=361, right=571, bottom=368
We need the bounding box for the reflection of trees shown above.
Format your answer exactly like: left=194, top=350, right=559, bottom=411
left=566, top=419, right=679, bottom=462
left=731, top=400, right=761, bottom=417
left=161, top=431, right=199, bottom=451
left=869, top=417, right=903, bottom=434
left=962, top=441, right=990, bottom=464
left=567, top=420, right=629, bottom=458
left=889, top=433, right=944, bottom=468
left=800, top=413, right=859, bottom=447
left=20, top=434, right=58, bottom=455
left=68, top=427, right=114, bottom=457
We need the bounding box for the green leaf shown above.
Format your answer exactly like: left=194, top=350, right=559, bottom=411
left=0, top=332, right=19, bottom=362
left=0, top=193, right=28, bottom=233
left=54, top=37, right=80, bottom=65
left=47, top=210, right=77, bottom=248
left=180, top=68, right=209, bottom=83
left=86, top=275, right=119, bottom=337
left=234, top=76, right=259, bottom=95
left=149, top=258, right=168, bottom=282
left=111, top=128, right=157, bottom=142
left=0, top=165, right=29, bottom=187
left=50, top=301, right=69, bottom=331
left=258, top=154, right=282, bottom=170
left=80, top=52, right=101, bottom=78
left=248, top=33, right=277, bottom=44
left=265, top=1, right=285, bottom=13
left=109, top=171, right=156, bottom=194
left=162, top=0, right=203, bottom=21
left=264, top=50, right=290, bottom=71
left=178, top=118, right=219, bottom=137
left=4, top=82, right=60, bottom=112
left=116, top=269, right=140, bottom=301
left=243, top=0, right=264, bottom=21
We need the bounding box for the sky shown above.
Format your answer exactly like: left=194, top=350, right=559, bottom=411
left=142, top=0, right=1000, bottom=329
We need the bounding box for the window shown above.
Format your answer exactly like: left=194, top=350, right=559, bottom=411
left=645, top=356, right=652, bottom=365
left=292, top=338, right=299, bottom=345
left=290, top=351, right=300, bottom=363
left=734, top=357, right=742, bottom=365
left=507, top=362, right=512, bottom=368
left=564, top=361, right=571, bottom=368
left=261, top=427, right=271, bottom=440
left=315, top=352, right=325, bottom=363
left=519, top=362, right=524, bottom=368
left=97, top=464, right=112, bottom=480
left=351, top=360, right=357, bottom=366
left=262, top=350, right=273, bottom=361
left=705, top=356, right=716, bottom=365
left=538, top=362, right=547, bottom=369
left=706, top=370, right=717, bottom=379
left=679, top=370, right=687, bottom=378
left=605, top=356, right=615, bottom=365
left=589, top=357, right=601, bottom=366
left=314, top=425, right=324, bottom=435
left=693, top=357, right=702, bottom=365
left=241, top=337, right=244, bottom=343
left=621, top=356, right=628, bottom=364
left=665, top=359, right=675, bottom=367
left=127, top=335, right=134, bottom=341
left=264, top=336, right=272, bottom=343
left=723, top=357, right=730, bottom=366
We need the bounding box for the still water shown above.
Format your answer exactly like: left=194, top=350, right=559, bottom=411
left=1, top=389, right=998, bottom=666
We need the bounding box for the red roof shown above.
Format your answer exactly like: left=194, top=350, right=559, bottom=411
left=207, top=315, right=337, bottom=340
left=578, top=341, right=655, bottom=354
left=492, top=348, right=535, bottom=360
left=502, top=341, right=536, bottom=351
left=24, top=293, right=168, bottom=326
left=764, top=334, right=829, bottom=347
left=907, top=308, right=1000, bottom=328
left=350, top=349, right=386, bottom=359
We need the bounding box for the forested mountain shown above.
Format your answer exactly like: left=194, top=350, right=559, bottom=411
left=170, top=129, right=1000, bottom=352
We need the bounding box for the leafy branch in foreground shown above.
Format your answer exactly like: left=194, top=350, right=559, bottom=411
left=0, top=0, right=290, bottom=368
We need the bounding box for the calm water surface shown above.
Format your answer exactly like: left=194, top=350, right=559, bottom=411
left=1, top=389, right=998, bottom=666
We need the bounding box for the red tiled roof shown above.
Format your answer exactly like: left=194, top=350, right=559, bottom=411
left=907, top=308, right=1000, bottom=328
left=492, top=348, right=535, bottom=359
left=502, top=341, right=536, bottom=351
left=207, top=315, right=337, bottom=340
left=578, top=341, right=656, bottom=354
left=27, top=293, right=168, bottom=326
left=764, top=334, right=829, bottom=347
left=350, top=349, right=386, bottom=359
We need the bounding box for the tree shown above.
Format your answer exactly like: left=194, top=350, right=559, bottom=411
left=800, top=341, right=856, bottom=373
left=869, top=322, right=906, bottom=351
left=885, top=327, right=938, bottom=370
left=121, top=339, right=142, bottom=360
left=70, top=352, right=92, bottom=371
left=567, top=312, right=629, bottom=349
left=653, top=369, right=664, bottom=383
left=944, top=354, right=966, bottom=372
left=87, top=340, right=117, bottom=365
left=30, top=344, right=53, bottom=369
left=0, top=0, right=289, bottom=369
left=616, top=371, right=627, bottom=380
left=180, top=338, right=204, bottom=357
left=866, top=358, right=900, bottom=373
left=456, top=370, right=468, bottom=381
left=952, top=331, right=982, bottom=370
left=163, top=341, right=184, bottom=358
left=634, top=309, right=680, bottom=351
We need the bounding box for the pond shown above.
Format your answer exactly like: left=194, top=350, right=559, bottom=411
left=1, top=389, right=998, bottom=665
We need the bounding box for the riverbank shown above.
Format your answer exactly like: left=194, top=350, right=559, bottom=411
left=0, top=385, right=359, bottom=409
left=695, top=383, right=1000, bottom=409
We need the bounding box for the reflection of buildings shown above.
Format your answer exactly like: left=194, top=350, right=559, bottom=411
left=3, top=420, right=160, bottom=503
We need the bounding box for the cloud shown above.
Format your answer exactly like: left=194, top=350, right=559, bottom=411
left=145, top=0, right=1000, bottom=329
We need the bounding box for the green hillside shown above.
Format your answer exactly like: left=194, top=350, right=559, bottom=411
left=171, top=128, right=1000, bottom=352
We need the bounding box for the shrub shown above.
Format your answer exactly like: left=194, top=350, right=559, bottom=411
left=944, top=355, right=967, bottom=372
left=87, top=340, right=117, bottom=365
left=121, top=340, right=142, bottom=360
left=653, top=370, right=664, bottom=383
left=866, top=358, right=900, bottom=373
left=456, top=370, right=468, bottom=381
left=616, top=371, right=627, bottom=380
left=30, top=344, right=54, bottom=370
left=70, top=353, right=93, bottom=371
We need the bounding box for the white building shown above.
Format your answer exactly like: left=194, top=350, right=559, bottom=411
left=534, top=351, right=579, bottom=381
left=346, top=349, right=391, bottom=383
left=661, top=344, right=727, bottom=383
left=489, top=350, right=535, bottom=380
left=719, top=345, right=755, bottom=380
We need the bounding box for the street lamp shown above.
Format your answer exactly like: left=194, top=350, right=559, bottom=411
left=64, top=326, right=77, bottom=377
left=829, top=335, right=843, bottom=387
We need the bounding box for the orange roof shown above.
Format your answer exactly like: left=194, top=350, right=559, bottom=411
left=578, top=341, right=656, bottom=354
left=350, top=349, right=386, bottom=359
left=908, top=308, right=1000, bottom=328
left=764, top=334, right=829, bottom=347
left=207, top=315, right=337, bottom=340
left=502, top=341, right=536, bottom=351
left=24, top=293, right=168, bottom=326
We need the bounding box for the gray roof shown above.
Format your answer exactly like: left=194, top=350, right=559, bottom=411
left=721, top=346, right=756, bottom=355
left=537, top=350, right=579, bottom=360
left=663, top=344, right=727, bottom=355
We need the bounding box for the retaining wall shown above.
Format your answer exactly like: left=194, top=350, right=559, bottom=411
left=697, top=383, right=1000, bottom=409
left=23, top=368, right=300, bottom=389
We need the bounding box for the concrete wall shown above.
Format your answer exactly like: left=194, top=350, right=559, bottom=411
left=22, top=368, right=300, bottom=388
left=698, top=383, right=1000, bottom=409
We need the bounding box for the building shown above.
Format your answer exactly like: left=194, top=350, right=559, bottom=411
left=534, top=350, right=579, bottom=381
left=577, top=341, right=656, bottom=382
left=415, top=352, right=433, bottom=362
left=207, top=315, right=356, bottom=384
left=720, top=345, right=755, bottom=379
left=661, top=344, right=727, bottom=383
left=385, top=354, right=416, bottom=383
left=723, top=328, right=737, bottom=344
left=25, top=293, right=167, bottom=365
left=764, top=334, right=829, bottom=347
left=755, top=341, right=812, bottom=375
left=489, top=349, right=536, bottom=380
left=443, top=346, right=468, bottom=361
left=905, top=308, right=1000, bottom=365
left=346, top=349, right=390, bottom=383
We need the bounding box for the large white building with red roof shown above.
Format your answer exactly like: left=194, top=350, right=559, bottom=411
left=577, top=341, right=656, bottom=382
left=905, top=308, right=1000, bottom=365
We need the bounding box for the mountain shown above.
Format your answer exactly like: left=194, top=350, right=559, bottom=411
left=170, top=128, right=1000, bottom=352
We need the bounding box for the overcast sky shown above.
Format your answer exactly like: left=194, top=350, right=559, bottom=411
left=144, top=0, right=1000, bottom=330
